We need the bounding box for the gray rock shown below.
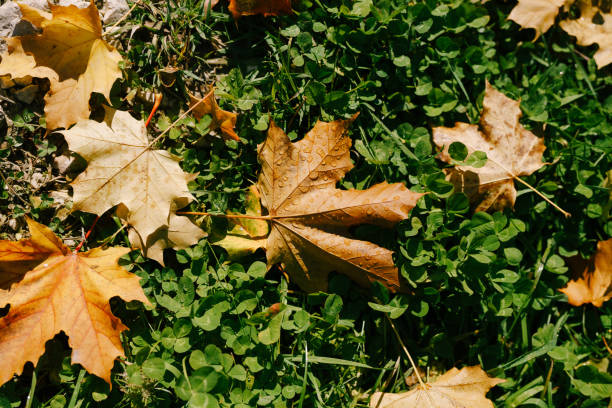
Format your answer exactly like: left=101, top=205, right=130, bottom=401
left=101, top=0, right=129, bottom=25
left=57, top=0, right=91, bottom=8
left=0, top=0, right=49, bottom=52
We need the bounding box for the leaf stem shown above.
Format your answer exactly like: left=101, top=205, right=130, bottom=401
left=74, top=215, right=101, bottom=253
left=144, top=93, right=163, bottom=128
left=176, top=211, right=272, bottom=220
left=384, top=314, right=426, bottom=389
left=513, top=176, right=571, bottom=218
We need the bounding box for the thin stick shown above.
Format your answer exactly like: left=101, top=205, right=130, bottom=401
left=74, top=215, right=101, bottom=253
left=144, top=93, right=163, bottom=128
left=603, top=335, right=612, bottom=357
left=514, top=176, right=571, bottom=218
left=176, top=211, right=272, bottom=220
left=385, top=315, right=426, bottom=389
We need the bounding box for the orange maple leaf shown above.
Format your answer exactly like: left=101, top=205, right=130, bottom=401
left=0, top=218, right=150, bottom=386
left=560, top=239, right=612, bottom=307
left=228, top=0, right=292, bottom=18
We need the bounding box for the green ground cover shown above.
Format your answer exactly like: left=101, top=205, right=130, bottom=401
left=0, top=0, right=611, bottom=407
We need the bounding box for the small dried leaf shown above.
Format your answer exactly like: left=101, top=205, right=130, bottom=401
left=228, top=0, right=292, bottom=18
left=370, top=366, right=504, bottom=408
left=560, top=239, right=612, bottom=307
left=129, top=213, right=207, bottom=265
left=0, top=218, right=149, bottom=386
left=433, top=82, right=546, bottom=212
left=190, top=87, right=239, bottom=141
left=214, top=185, right=269, bottom=258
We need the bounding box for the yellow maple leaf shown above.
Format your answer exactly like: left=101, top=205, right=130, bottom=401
left=0, top=1, right=122, bottom=129
left=0, top=218, right=149, bottom=386
left=370, top=366, right=504, bottom=408
left=61, top=108, right=199, bottom=247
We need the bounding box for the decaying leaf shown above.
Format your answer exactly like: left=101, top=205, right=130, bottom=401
left=559, top=1, right=612, bottom=69
left=214, top=185, right=269, bottom=258
left=0, top=218, right=149, bottom=386
left=370, top=366, right=504, bottom=408
left=433, top=82, right=546, bottom=213
left=189, top=87, right=239, bottom=141
left=228, top=0, right=292, bottom=19
left=128, top=212, right=207, bottom=265
left=255, top=116, right=423, bottom=292
left=508, top=0, right=612, bottom=68
left=61, top=108, right=199, bottom=247
left=559, top=238, right=612, bottom=307
left=508, top=0, right=565, bottom=39
left=0, top=1, right=122, bottom=129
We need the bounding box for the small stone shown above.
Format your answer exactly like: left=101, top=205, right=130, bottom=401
left=53, top=153, right=76, bottom=174
left=101, top=0, right=129, bottom=25
left=57, top=0, right=91, bottom=8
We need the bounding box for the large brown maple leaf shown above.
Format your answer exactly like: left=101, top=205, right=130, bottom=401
left=0, top=1, right=122, bottom=129
left=255, top=116, right=423, bottom=293
left=0, top=218, right=149, bottom=386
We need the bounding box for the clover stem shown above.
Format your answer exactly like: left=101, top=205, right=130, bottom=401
left=144, top=93, right=163, bottom=128
left=74, top=215, right=101, bottom=253
left=176, top=211, right=272, bottom=220
left=513, top=176, right=571, bottom=218
left=385, top=314, right=427, bottom=389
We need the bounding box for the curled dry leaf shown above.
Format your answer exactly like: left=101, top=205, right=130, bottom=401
left=228, top=0, right=292, bottom=18
left=559, top=1, right=612, bottom=69
left=0, top=1, right=122, bottom=129
left=214, top=184, right=269, bottom=258
left=256, top=115, right=423, bottom=292
left=560, top=238, right=612, bottom=307
left=509, top=0, right=611, bottom=68
left=189, top=87, right=239, bottom=141
left=0, top=218, right=149, bottom=386
left=370, top=366, right=504, bottom=408
left=128, top=212, right=207, bottom=265
left=61, top=108, right=200, bottom=247
left=433, top=82, right=547, bottom=213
